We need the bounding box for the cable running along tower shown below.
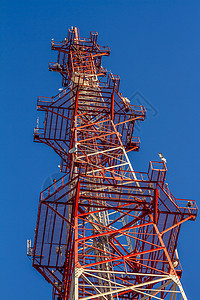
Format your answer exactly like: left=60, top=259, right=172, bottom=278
left=32, top=27, right=197, bottom=300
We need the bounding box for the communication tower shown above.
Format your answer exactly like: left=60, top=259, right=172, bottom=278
left=31, top=27, right=197, bottom=300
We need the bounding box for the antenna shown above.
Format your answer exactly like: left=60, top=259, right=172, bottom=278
left=158, top=152, right=167, bottom=163
left=27, top=239, right=32, bottom=256
left=37, top=117, right=40, bottom=129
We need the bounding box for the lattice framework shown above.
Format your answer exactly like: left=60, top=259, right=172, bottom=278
left=32, top=27, right=197, bottom=300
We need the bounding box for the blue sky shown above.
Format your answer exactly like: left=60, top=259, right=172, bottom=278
left=0, top=0, right=199, bottom=299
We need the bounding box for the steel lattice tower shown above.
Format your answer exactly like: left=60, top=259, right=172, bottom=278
left=31, top=27, right=198, bottom=300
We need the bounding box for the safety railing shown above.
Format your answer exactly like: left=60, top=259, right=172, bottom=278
left=51, top=40, right=65, bottom=48
left=37, top=96, right=52, bottom=107
left=176, top=199, right=198, bottom=216
left=33, top=127, right=44, bottom=140
left=131, top=104, right=146, bottom=118
left=126, top=136, right=141, bottom=152
left=40, top=173, right=76, bottom=201
left=37, top=87, right=73, bottom=108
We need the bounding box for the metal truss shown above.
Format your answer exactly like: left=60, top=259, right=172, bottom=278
left=32, top=27, right=197, bottom=300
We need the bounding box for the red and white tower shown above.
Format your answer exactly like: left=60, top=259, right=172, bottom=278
left=31, top=27, right=197, bottom=300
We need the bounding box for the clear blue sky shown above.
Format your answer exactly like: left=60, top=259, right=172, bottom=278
left=0, top=0, right=199, bottom=299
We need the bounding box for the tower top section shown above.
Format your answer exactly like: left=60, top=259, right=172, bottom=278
left=49, top=26, right=110, bottom=86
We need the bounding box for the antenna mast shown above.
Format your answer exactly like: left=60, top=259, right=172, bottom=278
left=31, top=27, right=197, bottom=300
